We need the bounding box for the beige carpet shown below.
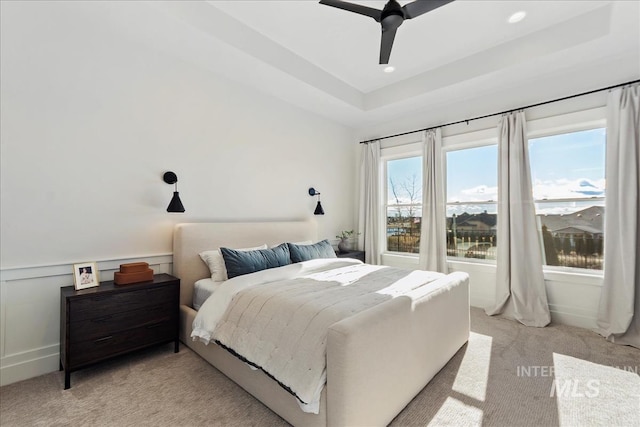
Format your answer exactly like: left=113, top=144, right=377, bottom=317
left=1, top=308, right=638, bottom=426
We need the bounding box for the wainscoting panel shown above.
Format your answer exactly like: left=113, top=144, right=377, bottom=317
left=545, top=273, right=603, bottom=330
left=447, top=260, right=497, bottom=309
left=0, top=255, right=173, bottom=386
left=1, top=253, right=604, bottom=386
left=384, top=256, right=604, bottom=331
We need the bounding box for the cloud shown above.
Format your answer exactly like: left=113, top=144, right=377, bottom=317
left=533, top=178, right=605, bottom=199
left=448, top=178, right=604, bottom=205
left=450, top=185, right=498, bottom=202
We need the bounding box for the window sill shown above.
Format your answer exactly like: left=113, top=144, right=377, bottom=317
left=447, top=257, right=603, bottom=286
left=447, top=256, right=496, bottom=266
left=385, top=254, right=603, bottom=286
left=542, top=268, right=603, bottom=286
left=383, top=252, right=419, bottom=259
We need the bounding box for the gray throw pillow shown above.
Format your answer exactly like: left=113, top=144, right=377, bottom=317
left=287, top=239, right=337, bottom=263
left=220, top=243, right=291, bottom=279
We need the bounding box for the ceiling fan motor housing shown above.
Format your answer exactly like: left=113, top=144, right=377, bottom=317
left=382, top=0, right=405, bottom=29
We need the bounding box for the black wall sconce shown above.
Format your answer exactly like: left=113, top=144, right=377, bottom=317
left=308, top=187, right=324, bottom=215
left=163, top=171, right=185, bottom=213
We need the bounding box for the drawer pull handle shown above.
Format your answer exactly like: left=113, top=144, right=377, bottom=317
left=146, top=322, right=164, bottom=329
left=92, top=315, right=113, bottom=323
left=94, top=336, right=113, bottom=343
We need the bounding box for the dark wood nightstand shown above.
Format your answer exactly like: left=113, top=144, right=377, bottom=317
left=336, top=250, right=366, bottom=262
left=59, top=273, right=180, bottom=389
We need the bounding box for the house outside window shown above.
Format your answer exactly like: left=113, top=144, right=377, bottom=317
left=445, top=144, right=498, bottom=261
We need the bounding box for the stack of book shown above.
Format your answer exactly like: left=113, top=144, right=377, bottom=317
left=114, top=262, right=154, bottom=285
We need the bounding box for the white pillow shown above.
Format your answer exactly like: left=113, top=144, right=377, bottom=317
left=269, top=240, right=312, bottom=248
left=199, top=244, right=267, bottom=281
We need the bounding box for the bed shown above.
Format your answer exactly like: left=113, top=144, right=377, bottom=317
left=173, top=220, right=470, bottom=426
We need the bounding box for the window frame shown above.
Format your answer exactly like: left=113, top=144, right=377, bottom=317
left=443, top=130, right=499, bottom=263
left=527, top=114, right=606, bottom=274
left=381, top=141, right=422, bottom=256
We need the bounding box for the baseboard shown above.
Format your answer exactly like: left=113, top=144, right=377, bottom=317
left=549, top=303, right=598, bottom=330
left=0, top=345, right=59, bottom=387
left=470, top=302, right=598, bottom=331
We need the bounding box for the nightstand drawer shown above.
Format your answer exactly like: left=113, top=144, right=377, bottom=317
left=70, top=286, right=175, bottom=321
left=70, top=319, right=175, bottom=367
left=60, top=274, right=180, bottom=389
left=69, top=303, right=175, bottom=342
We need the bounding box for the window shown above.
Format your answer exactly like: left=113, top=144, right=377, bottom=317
left=379, top=107, right=605, bottom=273
left=385, top=156, right=422, bottom=253
left=446, top=145, right=498, bottom=260
left=529, top=128, right=605, bottom=270
left=443, top=118, right=605, bottom=271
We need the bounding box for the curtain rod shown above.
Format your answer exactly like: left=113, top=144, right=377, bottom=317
left=359, top=78, right=640, bottom=144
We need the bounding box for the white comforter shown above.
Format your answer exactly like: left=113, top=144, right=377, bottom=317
left=191, top=258, right=444, bottom=413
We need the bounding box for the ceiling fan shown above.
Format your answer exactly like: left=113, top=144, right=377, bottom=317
left=319, top=0, right=454, bottom=64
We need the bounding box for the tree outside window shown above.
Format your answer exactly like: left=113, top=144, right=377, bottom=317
left=385, top=156, right=422, bottom=253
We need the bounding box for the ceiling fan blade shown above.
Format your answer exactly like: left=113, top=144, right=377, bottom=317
left=402, top=0, right=454, bottom=19
left=379, top=26, right=398, bottom=64
left=319, top=0, right=382, bottom=22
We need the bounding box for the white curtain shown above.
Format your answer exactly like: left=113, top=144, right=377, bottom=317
left=596, top=84, right=640, bottom=349
left=486, top=111, right=551, bottom=327
left=419, top=128, right=447, bottom=273
left=358, top=140, right=382, bottom=265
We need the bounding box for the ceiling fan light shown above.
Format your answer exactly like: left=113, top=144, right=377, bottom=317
left=508, top=11, right=526, bottom=24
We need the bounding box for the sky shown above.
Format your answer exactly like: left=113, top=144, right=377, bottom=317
left=387, top=128, right=606, bottom=216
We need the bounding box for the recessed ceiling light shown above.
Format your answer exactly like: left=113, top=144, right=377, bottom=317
left=508, top=11, right=526, bottom=24
left=384, top=66, right=395, bottom=73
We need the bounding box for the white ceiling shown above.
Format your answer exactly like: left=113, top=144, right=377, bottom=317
left=144, top=1, right=639, bottom=137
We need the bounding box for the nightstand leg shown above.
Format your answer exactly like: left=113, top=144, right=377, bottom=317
left=59, top=360, right=63, bottom=371
left=174, top=339, right=179, bottom=353
left=64, top=371, right=70, bottom=390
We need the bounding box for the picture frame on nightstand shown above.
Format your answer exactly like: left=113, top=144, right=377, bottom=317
left=73, top=262, right=100, bottom=290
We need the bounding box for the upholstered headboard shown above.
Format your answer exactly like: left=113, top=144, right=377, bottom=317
left=172, top=220, right=318, bottom=307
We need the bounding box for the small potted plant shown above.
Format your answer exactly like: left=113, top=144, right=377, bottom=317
left=336, top=230, right=359, bottom=253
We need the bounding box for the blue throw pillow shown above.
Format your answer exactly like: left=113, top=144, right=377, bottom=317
left=220, top=243, right=291, bottom=279
left=287, top=239, right=337, bottom=263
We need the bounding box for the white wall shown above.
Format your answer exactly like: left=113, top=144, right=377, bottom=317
left=0, top=2, right=357, bottom=385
